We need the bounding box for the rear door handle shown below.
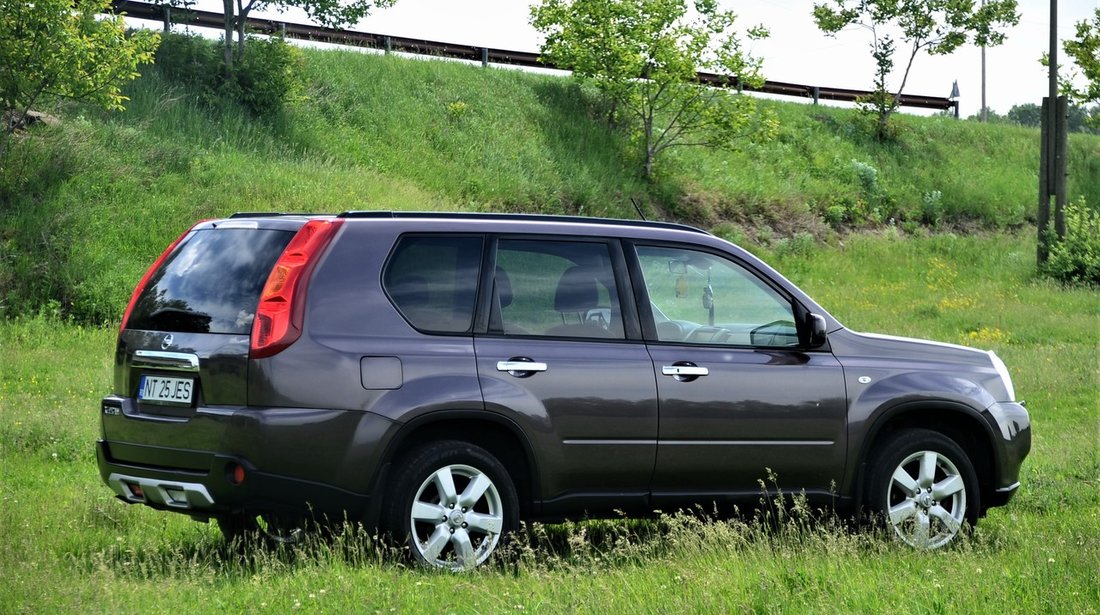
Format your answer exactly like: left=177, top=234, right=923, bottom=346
left=497, top=359, right=548, bottom=377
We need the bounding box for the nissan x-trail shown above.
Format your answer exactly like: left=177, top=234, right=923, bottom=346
left=97, top=212, right=1030, bottom=569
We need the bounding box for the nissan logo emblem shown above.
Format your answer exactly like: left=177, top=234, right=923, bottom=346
left=161, top=334, right=174, bottom=350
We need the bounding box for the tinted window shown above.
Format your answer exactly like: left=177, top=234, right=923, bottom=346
left=493, top=240, right=625, bottom=339
left=636, top=245, right=797, bottom=347
left=383, top=236, right=483, bottom=333
left=128, top=229, right=294, bottom=334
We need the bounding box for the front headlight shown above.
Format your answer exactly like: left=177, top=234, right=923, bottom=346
left=988, top=351, right=1016, bottom=401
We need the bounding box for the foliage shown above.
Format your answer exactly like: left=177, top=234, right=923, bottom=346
left=983, top=102, right=1099, bottom=134
left=1044, top=198, right=1100, bottom=285
left=158, top=0, right=394, bottom=72
left=0, top=0, right=159, bottom=163
left=531, top=0, right=778, bottom=179
left=153, top=33, right=303, bottom=115
left=813, top=0, right=1019, bottom=140
left=1062, top=7, right=1100, bottom=128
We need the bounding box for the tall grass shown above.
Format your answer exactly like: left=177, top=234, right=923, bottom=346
left=1, top=232, right=1097, bottom=613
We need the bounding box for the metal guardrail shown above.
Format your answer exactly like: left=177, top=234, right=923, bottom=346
left=112, top=0, right=959, bottom=114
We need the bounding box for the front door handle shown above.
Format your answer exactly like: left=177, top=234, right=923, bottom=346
left=662, top=365, right=709, bottom=377
left=497, top=359, right=548, bottom=377
left=662, top=363, right=709, bottom=382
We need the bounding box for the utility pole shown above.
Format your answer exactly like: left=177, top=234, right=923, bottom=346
left=981, top=0, right=987, bottom=122
left=1038, top=0, right=1068, bottom=266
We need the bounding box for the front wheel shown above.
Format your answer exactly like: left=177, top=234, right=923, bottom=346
left=866, top=429, right=979, bottom=549
left=384, top=440, right=519, bottom=570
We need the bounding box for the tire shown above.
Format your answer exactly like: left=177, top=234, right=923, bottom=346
left=383, top=440, right=519, bottom=570
left=865, top=429, right=979, bottom=549
left=216, top=512, right=304, bottom=546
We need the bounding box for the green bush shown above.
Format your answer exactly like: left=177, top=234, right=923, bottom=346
left=1045, top=199, right=1100, bottom=285
left=154, top=32, right=302, bottom=115
left=234, top=35, right=304, bottom=115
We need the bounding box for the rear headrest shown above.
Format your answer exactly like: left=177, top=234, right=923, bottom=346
left=553, top=266, right=599, bottom=312
left=495, top=267, right=513, bottom=309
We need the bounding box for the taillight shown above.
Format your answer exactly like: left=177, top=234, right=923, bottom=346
left=119, top=220, right=209, bottom=336
left=250, top=219, right=343, bottom=359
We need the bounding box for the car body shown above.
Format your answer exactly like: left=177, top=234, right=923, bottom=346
left=97, top=212, right=1030, bottom=568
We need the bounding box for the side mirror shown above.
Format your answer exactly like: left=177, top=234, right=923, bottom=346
left=806, top=313, right=828, bottom=348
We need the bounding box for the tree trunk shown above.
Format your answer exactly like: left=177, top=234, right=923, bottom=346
left=877, top=108, right=892, bottom=140
left=222, top=0, right=234, bottom=74
left=236, top=0, right=247, bottom=63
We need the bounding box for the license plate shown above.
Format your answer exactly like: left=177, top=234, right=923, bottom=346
left=138, top=375, right=194, bottom=405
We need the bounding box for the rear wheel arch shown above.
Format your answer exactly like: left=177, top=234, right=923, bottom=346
left=376, top=411, right=538, bottom=519
left=857, top=401, right=996, bottom=513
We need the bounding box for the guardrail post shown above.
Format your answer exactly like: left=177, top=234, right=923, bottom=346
left=162, top=6, right=171, bottom=32
left=481, top=48, right=489, bottom=67
left=384, top=36, right=392, bottom=54
left=812, top=87, right=820, bottom=105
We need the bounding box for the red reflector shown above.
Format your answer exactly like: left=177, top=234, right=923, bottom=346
left=128, top=483, right=145, bottom=499
left=250, top=219, right=343, bottom=359
left=230, top=463, right=246, bottom=486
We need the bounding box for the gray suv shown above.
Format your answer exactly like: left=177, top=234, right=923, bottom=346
left=97, top=212, right=1030, bottom=568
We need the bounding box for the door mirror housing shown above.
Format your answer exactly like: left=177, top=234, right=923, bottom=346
left=804, top=313, right=828, bottom=348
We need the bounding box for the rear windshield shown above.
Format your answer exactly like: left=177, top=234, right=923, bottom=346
left=127, top=228, right=294, bottom=334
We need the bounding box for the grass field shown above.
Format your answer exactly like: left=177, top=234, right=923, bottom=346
left=2, top=231, right=1096, bottom=613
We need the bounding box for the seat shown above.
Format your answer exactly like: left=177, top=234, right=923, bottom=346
left=545, top=266, right=617, bottom=338
left=491, top=267, right=530, bottom=335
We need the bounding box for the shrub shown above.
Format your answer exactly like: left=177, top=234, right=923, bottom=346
left=1045, top=199, right=1100, bottom=285
left=234, top=35, right=304, bottom=115
left=154, top=32, right=303, bottom=115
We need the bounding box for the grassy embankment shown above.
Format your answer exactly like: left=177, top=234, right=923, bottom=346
left=0, top=42, right=1097, bottom=613
left=1, top=45, right=1099, bottom=323
left=2, top=232, right=1097, bottom=613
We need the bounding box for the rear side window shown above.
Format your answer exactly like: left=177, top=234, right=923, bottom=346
left=383, top=236, right=484, bottom=334
left=127, top=229, right=294, bottom=334
left=492, top=239, right=625, bottom=339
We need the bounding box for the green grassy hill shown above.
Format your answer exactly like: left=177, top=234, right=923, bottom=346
left=1, top=42, right=1098, bottom=322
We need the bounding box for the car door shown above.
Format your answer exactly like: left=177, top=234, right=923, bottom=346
left=629, top=243, right=848, bottom=505
left=474, top=237, right=658, bottom=517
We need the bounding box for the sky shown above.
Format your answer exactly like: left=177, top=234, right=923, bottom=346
left=174, top=0, right=1097, bottom=118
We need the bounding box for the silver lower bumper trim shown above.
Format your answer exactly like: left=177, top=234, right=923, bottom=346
left=107, top=472, right=215, bottom=509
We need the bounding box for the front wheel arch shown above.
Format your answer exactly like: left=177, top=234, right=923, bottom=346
left=854, top=401, right=996, bottom=515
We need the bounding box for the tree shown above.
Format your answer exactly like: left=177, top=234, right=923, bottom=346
left=159, top=0, right=395, bottom=73
left=0, top=0, right=159, bottom=164
left=1006, top=102, right=1041, bottom=127
left=813, top=0, right=1019, bottom=139
left=531, top=0, right=776, bottom=180
left=1062, top=7, right=1100, bottom=127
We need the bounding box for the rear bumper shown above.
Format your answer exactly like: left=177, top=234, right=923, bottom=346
left=96, top=440, right=370, bottom=521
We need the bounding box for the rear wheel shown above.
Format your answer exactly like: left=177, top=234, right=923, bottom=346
left=866, top=429, right=979, bottom=549
left=384, top=440, right=518, bottom=570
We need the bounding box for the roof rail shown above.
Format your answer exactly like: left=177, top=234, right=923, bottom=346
left=337, top=211, right=709, bottom=235
left=229, top=212, right=311, bottom=218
